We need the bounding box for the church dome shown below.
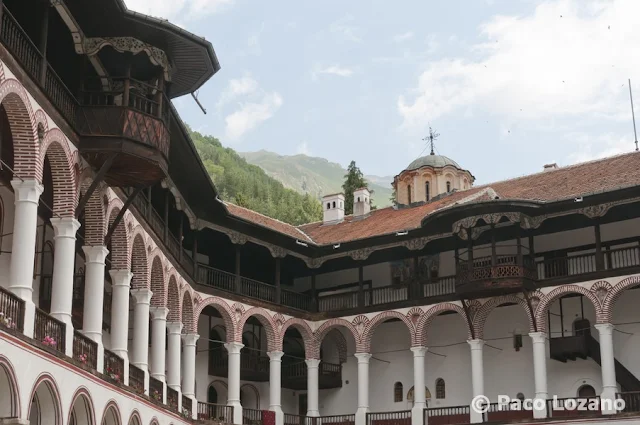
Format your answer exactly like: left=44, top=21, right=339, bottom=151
left=404, top=154, right=462, bottom=172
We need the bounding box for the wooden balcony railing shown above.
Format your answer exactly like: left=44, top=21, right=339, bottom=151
left=281, top=288, right=312, bottom=311
left=0, top=6, right=42, bottom=85
left=244, top=408, right=271, bottom=425
left=197, top=401, right=234, bottom=423
left=546, top=396, right=600, bottom=418
left=73, top=330, right=98, bottom=369
left=149, top=376, right=164, bottom=404
left=424, top=405, right=470, bottom=425
left=537, top=246, right=640, bottom=280
left=198, top=264, right=236, bottom=292
left=34, top=307, right=65, bottom=354
left=242, top=277, right=276, bottom=303
left=0, top=286, right=24, bottom=332
left=129, top=363, right=145, bottom=394
left=166, top=386, right=179, bottom=412
left=318, top=291, right=359, bottom=312
left=182, top=395, right=193, bottom=418
left=104, top=349, right=124, bottom=384
left=314, top=414, right=355, bottom=425
left=486, top=402, right=533, bottom=422
left=618, top=391, right=640, bottom=412
left=366, top=410, right=411, bottom=425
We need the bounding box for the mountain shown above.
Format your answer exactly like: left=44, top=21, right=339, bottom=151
left=239, top=150, right=394, bottom=208
left=189, top=129, right=323, bottom=225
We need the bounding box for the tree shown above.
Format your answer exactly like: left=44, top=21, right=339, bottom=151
left=342, top=160, right=370, bottom=215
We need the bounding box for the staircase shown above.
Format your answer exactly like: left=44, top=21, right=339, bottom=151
left=550, top=334, right=640, bottom=392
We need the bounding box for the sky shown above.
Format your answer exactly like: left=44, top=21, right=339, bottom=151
left=125, top=0, right=640, bottom=185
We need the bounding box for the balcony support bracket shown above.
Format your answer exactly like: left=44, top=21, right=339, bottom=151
left=461, top=299, right=476, bottom=340
left=105, top=186, right=143, bottom=245
left=523, top=290, right=539, bottom=332
left=75, top=153, right=117, bottom=219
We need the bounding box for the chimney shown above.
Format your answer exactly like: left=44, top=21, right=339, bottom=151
left=543, top=163, right=558, bottom=172
left=353, top=188, right=371, bottom=218
left=322, top=193, right=345, bottom=224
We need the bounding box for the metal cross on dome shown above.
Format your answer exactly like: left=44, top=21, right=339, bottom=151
left=422, top=127, right=440, bottom=155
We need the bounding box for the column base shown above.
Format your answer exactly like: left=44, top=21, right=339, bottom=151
left=412, top=404, right=425, bottom=425
left=22, top=300, right=35, bottom=338
left=601, top=387, right=619, bottom=415
left=532, top=398, right=547, bottom=419
left=306, top=410, right=320, bottom=417
left=270, top=406, right=283, bottom=425
left=355, top=408, right=369, bottom=425
left=470, top=408, right=484, bottom=424
left=230, top=401, right=243, bottom=425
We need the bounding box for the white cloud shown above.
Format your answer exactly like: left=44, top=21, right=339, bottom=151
left=329, top=15, right=362, bottom=43
left=123, top=0, right=233, bottom=21
left=567, top=132, right=633, bottom=163
left=297, top=141, right=311, bottom=155
left=393, top=32, right=414, bottom=43
left=217, top=76, right=259, bottom=108
left=398, top=0, right=640, bottom=131
left=312, top=65, right=354, bottom=80
left=225, top=93, right=283, bottom=140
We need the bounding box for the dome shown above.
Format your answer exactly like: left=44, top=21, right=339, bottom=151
left=404, top=154, right=462, bottom=172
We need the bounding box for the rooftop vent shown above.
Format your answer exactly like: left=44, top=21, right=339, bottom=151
left=322, top=193, right=345, bottom=224
left=543, top=163, right=558, bottom=171
left=353, top=188, right=371, bottom=219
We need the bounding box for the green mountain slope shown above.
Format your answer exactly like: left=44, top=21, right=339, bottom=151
left=239, top=150, right=394, bottom=208
left=189, top=129, right=323, bottom=225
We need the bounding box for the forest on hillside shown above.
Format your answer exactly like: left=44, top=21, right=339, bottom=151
left=189, top=128, right=323, bottom=225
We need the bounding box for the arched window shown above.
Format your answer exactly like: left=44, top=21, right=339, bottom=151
left=446, top=181, right=451, bottom=192
left=578, top=385, right=596, bottom=398
left=394, top=382, right=403, bottom=402
left=425, top=182, right=430, bottom=201
left=435, top=378, right=445, bottom=399
left=407, top=185, right=412, bottom=204
left=332, top=201, right=336, bottom=208
left=208, top=385, right=218, bottom=404
left=326, top=202, right=330, bottom=210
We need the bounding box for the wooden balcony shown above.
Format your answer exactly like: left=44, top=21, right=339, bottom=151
left=550, top=334, right=589, bottom=362
left=281, top=361, right=342, bottom=390
left=77, top=77, right=170, bottom=187
left=455, top=254, right=537, bottom=298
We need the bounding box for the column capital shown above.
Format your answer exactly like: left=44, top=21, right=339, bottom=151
left=109, top=270, right=133, bottom=287
left=410, top=346, right=428, bottom=356
left=224, top=342, right=244, bottom=354
left=11, top=179, right=43, bottom=203
left=167, top=321, right=183, bottom=334
left=182, top=333, right=200, bottom=346
left=150, top=306, right=169, bottom=320
left=305, top=358, right=321, bottom=368
left=130, top=288, right=153, bottom=304
left=355, top=352, right=372, bottom=362
left=529, top=332, right=548, bottom=343
left=467, top=339, right=485, bottom=349
left=267, top=351, right=284, bottom=361
left=82, top=245, right=109, bottom=263
left=595, top=323, right=614, bottom=334
left=50, top=217, right=81, bottom=238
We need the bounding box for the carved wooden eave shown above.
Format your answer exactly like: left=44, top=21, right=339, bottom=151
left=161, top=178, right=198, bottom=229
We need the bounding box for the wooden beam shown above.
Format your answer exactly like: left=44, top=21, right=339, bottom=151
left=75, top=153, right=116, bottom=218
left=358, top=265, right=364, bottom=307
left=104, top=187, right=143, bottom=245
left=38, top=3, right=49, bottom=86
left=235, top=245, right=241, bottom=293
left=275, top=257, right=281, bottom=304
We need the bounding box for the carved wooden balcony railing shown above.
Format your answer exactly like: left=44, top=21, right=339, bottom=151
left=34, top=307, right=65, bottom=354
left=104, top=349, right=124, bottom=384
left=366, top=410, right=411, bottom=425
left=618, top=391, right=640, bottom=413
left=0, top=286, right=24, bottom=332
left=243, top=408, right=271, bottom=425
left=166, top=386, right=179, bottom=412
left=129, top=363, right=145, bottom=394
left=281, top=361, right=342, bottom=390
left=182, top=395, right=193, bottom=418
left=423, top=405, right=470, bottom=425
left=197, top=402, right=234, bottom=423
left=209, top=351, right=270, bottom=382
left=73, top=330, right=98, bottom=369
left=149, top=376, right=164, bottom=404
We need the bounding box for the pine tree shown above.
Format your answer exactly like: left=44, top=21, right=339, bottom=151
left=342, top=160, right=368, bottom=215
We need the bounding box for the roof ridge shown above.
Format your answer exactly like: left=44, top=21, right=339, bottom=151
left=472, top=150, right=639, bottom=189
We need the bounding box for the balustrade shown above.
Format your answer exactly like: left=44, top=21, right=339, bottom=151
left=546, top=396, right=600, bottom=418
left=243, top=408, right=270, bottom=425
left=197, top=402, right=234, bottom=423
left=34, top=308, right=65, bottom=354
left=314, top=415, right=355, bottom=425
left=0, top=286, right=24, bottom=332
left=149, top=376, right=164, bottom=404
left=129, top=363, right=145, bottom=394
left=366, top=410, right=411, bottom=425
left=618, top=391, right=640, bottom=413
left=73, top=330, right=98, bottom=369
left=241, top=277, right=276, bottom=302
left=182, top=395, right=193, bottom=418
left=166, top=386, right=179, bottom=412
left=424, top=406, right=470, bottom=425
left=485, top=403, right=533, bottom=422
left=103, top=349, right=124, bottom=384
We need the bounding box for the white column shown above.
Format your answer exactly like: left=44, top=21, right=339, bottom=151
left=468, top=339, right=485, bottom=424
left=529, top=332, right=548, bottom=419
left=411, top=347, right=427, bottom=425
left=595, top=323, right=618, bottom=414
left=306, top=358, right=320, bottom=417
left=166, top=321, right=183, bottom=391
left=82, top=245, right=108, bottom=372
left=355, top=353, right=371, bottom=425
left=150, top=306, right=169, bottom=382
left=109, top=270, right=132, bottom=384
left=8, top=179, right=43, bottom=338
left=182, top=333, right=199, bottom=419
left=131, top=288, right=153, bottom=393
left=49, top=217, right=80, bottom=357
left=225, top=342, right=244, bottom=425
left=268, top=351, right=284, bottom=425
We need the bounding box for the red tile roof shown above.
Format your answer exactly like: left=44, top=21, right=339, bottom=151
left=226, top=152, right=640, bottom=246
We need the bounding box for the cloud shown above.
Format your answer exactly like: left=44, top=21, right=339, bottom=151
left=393, top=32, right=414, bottom=43
left=567, top=132, right=632, bottom=163
left=123, top=0, right=233, bottom=21
left=225, top=93, right=283, bottom=140
left=217, top=76, right=259, bottom=108
left=312, top=65, right=354, bottom=80
left=398, top=0, right=640, bottom=131
left=329, top=15, right=363, bottom=43
left=297, top=141, right=311, bottom=155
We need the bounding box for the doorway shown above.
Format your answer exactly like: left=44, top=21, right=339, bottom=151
left=298, top=394, right=307, bottom=416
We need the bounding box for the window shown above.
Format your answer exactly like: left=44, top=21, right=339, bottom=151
left=394, top=382, right=403, bottom=402
left=326, top=202, right=330, bottom=210
left=446, top=181, right=451, bottom=192
left=436, top=378, right=445, bottom=399
left=578, top=385, right=596, bottom=398
left=425, top=182, right=430, bottom=201
left=407, top=185, right=412, bottom=204
left=357, top=196, right=361, bottom=202
left=332, top=201, right=336, bottom=208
